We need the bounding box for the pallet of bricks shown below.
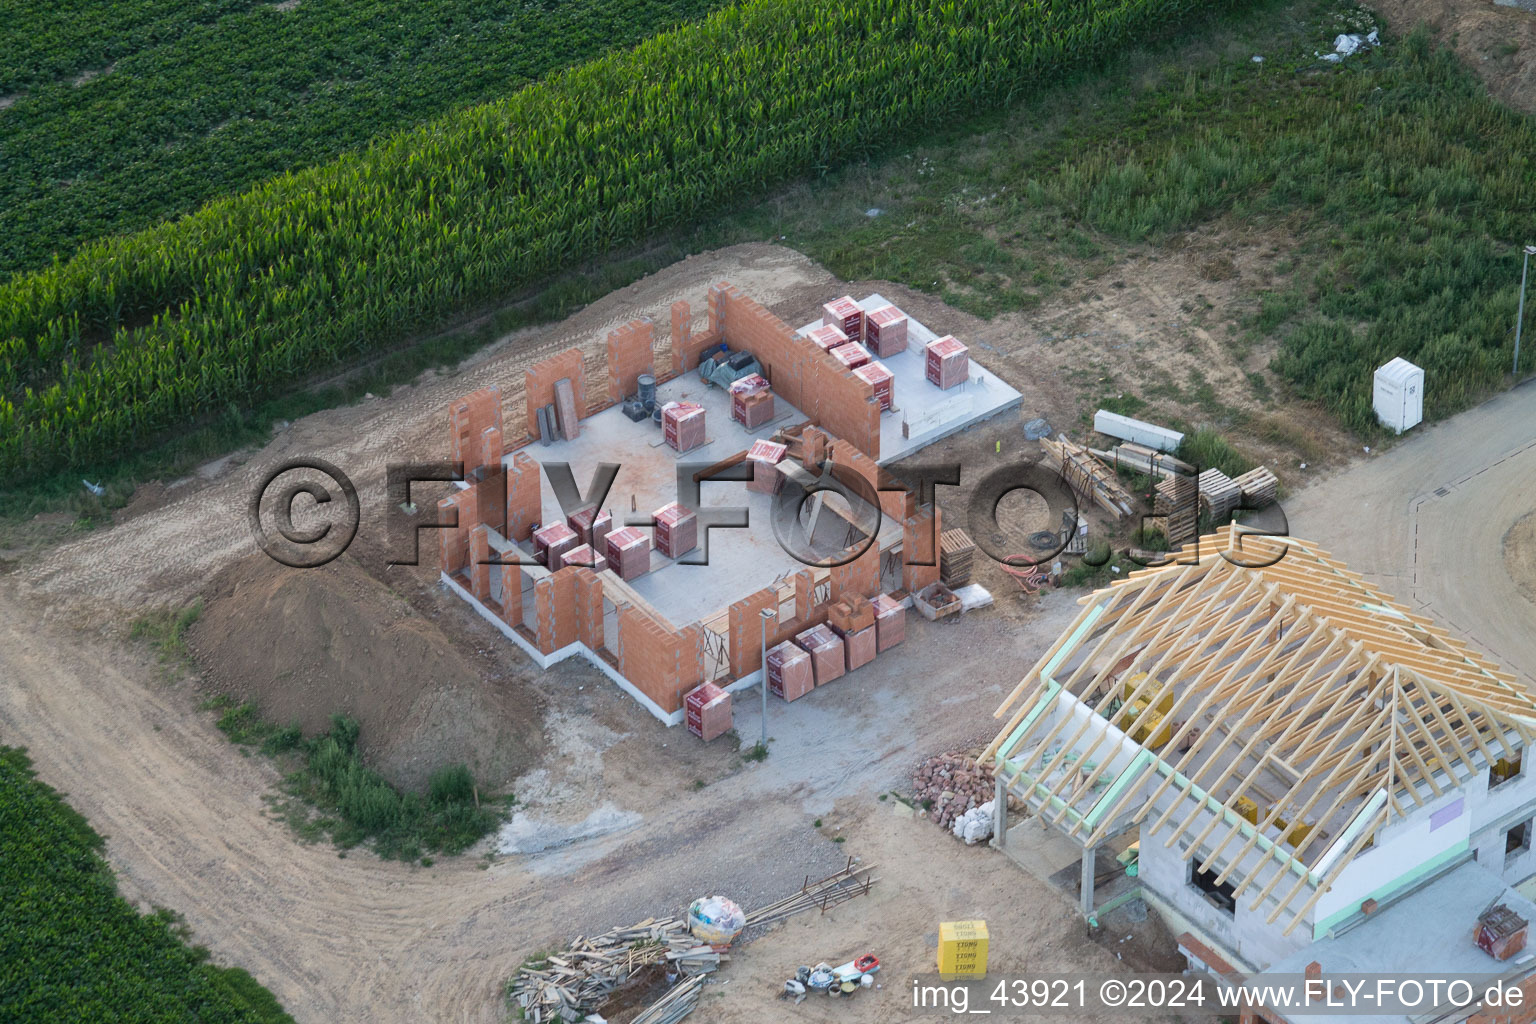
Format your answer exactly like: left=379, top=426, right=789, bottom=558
left=939, top=529, right=974, bottom=588
left=827, top=594, right=876, bottom=672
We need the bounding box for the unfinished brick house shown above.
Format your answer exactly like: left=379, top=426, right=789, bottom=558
left=435, top=283, right=1019, bottom=728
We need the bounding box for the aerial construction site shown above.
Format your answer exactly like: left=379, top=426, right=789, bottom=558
left=8, top=2, right=1536, bottom=1023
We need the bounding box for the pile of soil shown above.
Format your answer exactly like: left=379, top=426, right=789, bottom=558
left=1505, top=511, right=1536, bottom=605
left=187, top=552, right=544, bottom=792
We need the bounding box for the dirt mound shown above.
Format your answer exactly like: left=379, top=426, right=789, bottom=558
left=187, top=552, right=544, bottom=791
left=1505, top=511, right=1536, bottom=605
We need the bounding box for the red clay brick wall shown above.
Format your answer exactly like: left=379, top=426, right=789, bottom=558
left=499, top=564, right=523, bottom=626
left=672, top=294, right=722, bottom=373
left=449, top=386, right=503, bottom=476
left=617, top=606, right=705, bottom=713
left=525, top=348, right=586, bottom=437
left=903, top=505, right=942, bottom=593
left=813, top=357, right=881, bottom=461
left=478, top=425, right=503, bottom=471
left=438, top=489, right=475, bottom=574
left=470, top=525, right=492, bottom=601
left=606, top=318, right=654, bottom=403
left=727, top=588, right=778, bottom=678
left=715, top=284, right=815, bottom=416
left=534, top=569, right=579, bottom=654
left=830, top=538, right=881, bottom=602
left=573, top=569, right=603, bottom=650
left=506, top=451, right=541, bottom=542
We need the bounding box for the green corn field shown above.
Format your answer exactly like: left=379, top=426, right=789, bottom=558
left=0, top=0, right=1215, bottom=483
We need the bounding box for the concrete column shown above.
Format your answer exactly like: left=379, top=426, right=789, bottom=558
left=992, top=773, right=1007, bottom=850
left=1080, top=845, right=1097, bottom=918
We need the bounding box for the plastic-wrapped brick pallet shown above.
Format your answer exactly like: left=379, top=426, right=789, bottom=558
left=684, top=682, right=733, bottom=741
left=653, top=502, right=698, bottom=559
left=853, top=360, right=894, bottom=411
left=662, top=401, right=707, bottom=453
left=864, top=304, right=908, bottom=357
left=533, top=522, right=578, bottom=569
left=746, top=439, right=787, bottom=495
left=766, top=641, right=814, bottom=702
left=925, top=336, right=969, bottom=390
left=804, top=323, right=848, bottom=352
left=830, top=342, right=870, bottom=372
left=794, top=624, right=845, bottom=685
left=604, top=526, right=651, bottom=581
left=871, top=593, right=905, bottom=651
left=823, top=296, right=865, bottom=341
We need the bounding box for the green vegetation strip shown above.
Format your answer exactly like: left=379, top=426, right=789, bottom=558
left=0, top=0, right=733, bottom=276
left=210, top=701, right=504, bottom=862
left=0, top=0, right=1217, bottom=484
left=0, top=746, right=293, bottom=1023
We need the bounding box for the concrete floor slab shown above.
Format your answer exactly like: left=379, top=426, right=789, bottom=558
left=506, top=373, right=813, bottom=628
left=798, top=293, right=1023, bottom=464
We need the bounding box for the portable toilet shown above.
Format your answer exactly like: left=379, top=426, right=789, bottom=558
left=1373, top=357, right=1424, bottom=434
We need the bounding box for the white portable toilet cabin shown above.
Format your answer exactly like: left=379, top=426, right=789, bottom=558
left=1373, top=357, right=1424, bottom=434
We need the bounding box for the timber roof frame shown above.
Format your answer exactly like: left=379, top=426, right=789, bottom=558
left=983, top=526, right=1536, bottom=935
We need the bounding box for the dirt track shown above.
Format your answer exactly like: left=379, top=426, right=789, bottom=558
left=5, top=237, right=1536, bottom=1023
left=1286, top=378, right=1536, bottom=686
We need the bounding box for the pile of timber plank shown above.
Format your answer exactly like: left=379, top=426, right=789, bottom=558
left=1233, top=466, right=1278, bottom=508
left=1196, top=468, right=1241, bottom=522
left=939, top=529, right=975, bottom=588
left=1039, top=436, right=1135, bottom=519
left=508, top=917, right=723, bottom=1023
left=633, top=974, right=707, bottom=1024
left=1091, top=442, right=1194, bottom=481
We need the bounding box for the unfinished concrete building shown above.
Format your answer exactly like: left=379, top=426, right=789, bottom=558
left=436, top=283, right=1020, bottom=729
left=985, top=526, right=1536, bottom=997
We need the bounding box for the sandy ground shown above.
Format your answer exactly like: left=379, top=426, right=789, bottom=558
left=1284, top=378, right=1536, bottom=688
left=5, top=238, right=1535, bottom=1024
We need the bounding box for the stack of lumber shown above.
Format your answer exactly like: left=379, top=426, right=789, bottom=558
left=1233, top=466, right=1279, bottom=508
left=1039, top=436, right=1136, bottom=519
left=939, top=529, right=975, bottom=588
left=744, top=859, right=878, bottom=927
left=508, top=918, right=722, bottom=1024
left=1091, top=442, right=1194, bottom=481
left=1197, top=468, right=1241, bottom=522
left=632, top=974, right=707, bottom=1024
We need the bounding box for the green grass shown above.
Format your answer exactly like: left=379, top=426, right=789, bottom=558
left=1178, top=428, right=1254, bottom=479
left=129, top=599, right=204, bottom=670
left=206, top=706, right=503, bottom=861
left=0, top=0, right=1224, bottom=485
left=742, top=742, right=769, bottom=763
left=0, top=0, right=734, bottom=276
left=0, top=745, right=294, bottom=1023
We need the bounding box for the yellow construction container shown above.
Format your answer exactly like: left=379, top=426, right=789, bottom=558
left=937, top=920, right=990, bottom=977
left=1235, top=796, right=1259, bottom=825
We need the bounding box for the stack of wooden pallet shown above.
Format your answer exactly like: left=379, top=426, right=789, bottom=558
left=1039, top=436, right=1136, bottom=519
left=1233, top=466, right=1279, bottom=508
left=939, top=529, right=975, bottom=588
left=1197, top=468, right=1241, bottom=522
left=1153, top=475, right=1199, bottom=546
left=507, top=918, right=721, bottom=1023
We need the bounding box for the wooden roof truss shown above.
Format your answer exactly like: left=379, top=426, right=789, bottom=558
left=984, top=527, right=1536, bottom=935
